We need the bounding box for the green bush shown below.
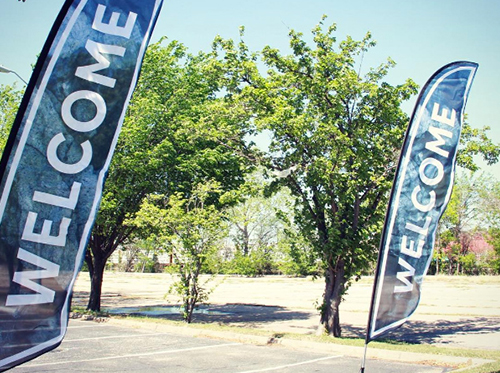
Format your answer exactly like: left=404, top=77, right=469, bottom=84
left=278, top=243, right=320, bottom=277
left=223, top=248, right=279, bottom=276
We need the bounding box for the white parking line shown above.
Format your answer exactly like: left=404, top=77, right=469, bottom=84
left=65, top=332, right=175, bottom=342
left=25, top=342, right=241, bottom=367
left=66, top=324, right=102, bottom=329
left=234, top=355, right=344, bottom=373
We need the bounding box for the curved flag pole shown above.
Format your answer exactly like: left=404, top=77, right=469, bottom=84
left=0, top=0, right=163, bottom=370
left=360, top=61, right=478, bottom=372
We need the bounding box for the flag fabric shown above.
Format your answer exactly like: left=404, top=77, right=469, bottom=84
left=0, top=0, right=163, bottom=370
left=366, top=61, right=478, bottom=342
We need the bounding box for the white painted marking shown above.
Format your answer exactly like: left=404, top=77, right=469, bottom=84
left=25, top=343, right=241, bottom=367
left=235, top=355, right=343, bottom=373
left=66, top=324, right=102, bottom=329
left=64, top=332, right=174, bottom=342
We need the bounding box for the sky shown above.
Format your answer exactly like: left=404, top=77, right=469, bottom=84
left=1, top=0, right=499, bottom=177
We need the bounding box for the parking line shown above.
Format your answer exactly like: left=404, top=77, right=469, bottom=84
left=235, top=355, right=344, bottom=373
left=25, top=342, right=241, bottom=367
left=66, top=324, right=106, bottom=329
left=64, top=332, right=175, bottom=342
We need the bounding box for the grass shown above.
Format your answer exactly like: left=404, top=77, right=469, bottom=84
left=70, top=306, right=111, bottom=319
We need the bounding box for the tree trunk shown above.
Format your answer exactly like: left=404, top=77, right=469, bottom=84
left=183, top=281, right=193, bottom=323
left=320, top=257, right=345, bottom=337
left=86, top=250, right=106, bottom=312
left=243, top=225, right=250, bottom=256
left=182, top=259, right=202, bottom=324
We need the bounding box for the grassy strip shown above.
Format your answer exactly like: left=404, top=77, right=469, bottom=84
left=456, top=362, right=500, bottom=373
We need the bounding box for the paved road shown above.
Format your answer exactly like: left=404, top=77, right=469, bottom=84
left=12, top=319, right=446, bottom=373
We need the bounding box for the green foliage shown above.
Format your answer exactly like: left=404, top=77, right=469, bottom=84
left=277, top=231, right=320, bottom=277
left=213, top=16, right=500, bottom=336
left=134, top=252, right=159, bottom=273
left=434, top=172, right=500, bottom=275
left=458, top=253, right=481, bottom=275
left=457, top=121, right=500, bottom=172
left=132, top=181, right=228, bottom=322
left=440, top=171, right=488, bottom=234
left=225, top=170, right=290, bottom=256
left=220, top=169, right=320, bottom=277
left=94, top=39, right=255, bottom=241
left=215, top=16, right=419, bottom=336
left=223, top=248, right=278, bottom=277
left=487, top=227, right=500, bottom=274
left=482, top=180, right=500, bottom=228
left=86, top=38, right=257, bottom=310
left=0, top=84, right=23, bottom=153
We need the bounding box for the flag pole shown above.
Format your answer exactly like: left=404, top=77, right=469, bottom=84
left=360, top=343, right=368, bottom=373
left=360, top=164, right=398, bottom=372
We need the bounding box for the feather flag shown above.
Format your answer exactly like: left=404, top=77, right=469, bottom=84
left=0, top=0, right=163, bottom=370
left=366, top=61, right=478, bottom=343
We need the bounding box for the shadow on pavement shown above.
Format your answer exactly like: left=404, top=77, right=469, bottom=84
left=72, top=290, right=313, bottom=326
left=342, top=317, right=500, bottom=345
left=103, top=303, right=313, bottom=326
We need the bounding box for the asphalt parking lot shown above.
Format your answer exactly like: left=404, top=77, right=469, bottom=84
left=12, top=319, right=447, bottom=373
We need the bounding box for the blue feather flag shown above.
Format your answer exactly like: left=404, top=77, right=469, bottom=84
left=0, top=0, right=163, bottom=370
left=366, top=61, right=478, bottom=343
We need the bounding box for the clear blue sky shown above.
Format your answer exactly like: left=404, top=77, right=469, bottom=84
left=1, top=0, right=499, bottom=176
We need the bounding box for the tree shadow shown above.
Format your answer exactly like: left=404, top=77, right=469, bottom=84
left=341, top=317, right=500, bottom=345
left=100, top=302, right=313, bottom=326
left=72, top=289, right=314, bottom=326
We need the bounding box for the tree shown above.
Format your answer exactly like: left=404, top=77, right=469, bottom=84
left=226, top=18, right=419, bottom=337
left=482, top=177, right=500, bottom=228
left=456, top=121, right=500, bottom=173
left=434, top=172, right=500, bottom=274
left=227, top=19, right=419, bottom=336
left=484, top=180, right=500, bottom=273
left=224, top=180, right=281, bottom=275
left=216, top=17, right=499, bottom=337
left=133, top=181, right=227, bottom=322
left=258, top=24, right=416, bottom=337
left=436, top=171, right=486, bottom=274
left=226, top=172, right=287, bottom=255
left=488, top=227, right=500, bottom=273
left=85, top=39, right=256, bottom=311
left=221, top=168, right=321, bottom=277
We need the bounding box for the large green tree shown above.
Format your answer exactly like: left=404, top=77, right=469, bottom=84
left=253, top=21, right=417, bottom=337
left=85, top=39, right=256, bottom=311
left=216, top=17, right=499, bottom=336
